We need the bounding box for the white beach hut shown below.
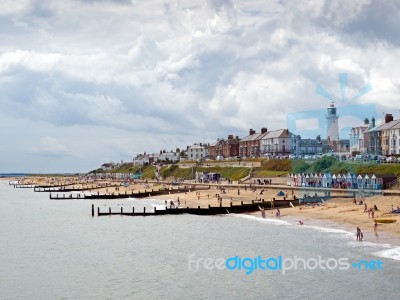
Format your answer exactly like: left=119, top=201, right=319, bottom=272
left=357, top=175, right=363, bottom=188
left=363, top=175, right=370, bottom=188
left=371, top=174, right=377, bottom=189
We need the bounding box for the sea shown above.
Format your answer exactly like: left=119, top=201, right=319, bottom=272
left=0, top=180, right=399, bottom=300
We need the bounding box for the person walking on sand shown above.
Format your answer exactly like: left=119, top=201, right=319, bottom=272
left=371, top=209, right=375, bottom=219
left=261, top=207, right=266, bottom=218
left=374, top=220, right=378, bottom=232
left=364, top=203, right=367, bottom=213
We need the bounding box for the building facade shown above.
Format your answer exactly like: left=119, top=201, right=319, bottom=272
left=239, top=128, right=268, bottom=157
left=260, top=129, right=298, bottom=156
left=349, top=118, right=370, bottom=153
left=186, top=143, right=209, bottom=160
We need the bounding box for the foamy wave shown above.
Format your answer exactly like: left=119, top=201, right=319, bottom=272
left=373, top=247, right=400, bottom=261
left=302, top=225, right=354, bottom=236
left=232, top=214, right=291, bottom=226
left=347, top=241, right=392, bottom=249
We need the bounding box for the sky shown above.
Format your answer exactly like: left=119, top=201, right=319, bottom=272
left=1, top=0, right=400, bottom=173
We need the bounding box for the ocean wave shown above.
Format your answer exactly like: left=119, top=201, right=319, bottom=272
left=303, top=225, right=354, bottom=237
left=347, top=241, right=392, bottom=249
left=231, top=214, right=291, bottom=226
left=373, top=247, right=400, bottom=261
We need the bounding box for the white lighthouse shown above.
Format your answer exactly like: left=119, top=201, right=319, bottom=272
left=326, top=102, right=339, bottom=142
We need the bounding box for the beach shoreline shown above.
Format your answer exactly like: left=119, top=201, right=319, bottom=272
left=4, top=176, right=400, bottom=245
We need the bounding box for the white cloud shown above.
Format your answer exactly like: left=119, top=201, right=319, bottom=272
left=0, top=0, right=400, bottom=172
left=27, top=136, right=77, bottom=158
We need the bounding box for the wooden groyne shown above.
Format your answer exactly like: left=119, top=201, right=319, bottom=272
left=35, top=186, right=95, bottom=192
left=51, top=187, right=209, bottom=200
left=92, top=199, right=292, bottom=217
left=34, top=184, right=122, bottom=192
left=12, top=184, right=36, bottom=188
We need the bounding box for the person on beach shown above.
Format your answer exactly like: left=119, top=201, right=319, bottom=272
left=360, top=231, right=364, bottom=241
left=371, top=209, right=375, bottom=219
left=276, top=208, right=280, bottom=217
left=356, top=227, right=361, bottom=241
left=374, top=221, right=378, bottom=232
left=298, top=220, right=304, bottom=225
left=261, top=207, right=266, bottom=218
left=364, top=203, right=367, bottom=212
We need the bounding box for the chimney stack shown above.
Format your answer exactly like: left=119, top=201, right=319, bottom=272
left=364, top=118, right=369, bottom=125
left=385, top=114, right=393, bottom=123
left=228, top=135, right=233, bottom=139
left=371, top=117, right=376, bottom=127
left=249, top=128, right=256, bottom=135
left=261, top=127, right=268, bottom=134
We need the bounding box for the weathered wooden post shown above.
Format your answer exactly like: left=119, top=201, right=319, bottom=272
left=133, top=207, right=135, bottom=213
left=230, top=202, right=232, bottom=207
left=97, top=207, right=100, bottom=215
left=208, top=204, right=211, bottom=209
left=198, top=205, right=200, bottom=209
left=121, top=207, right=123, bottom=214
left=252, top=200, right=254, bottom=204
left=92, top=204, right=94, bottom=217
left=238, top=189, right=240, bottom=195
left=144, top=207, right=146, bottom=214
left=154, top=207, right=157, bottom=214
left=109, top=207, right=111, bottom=214
left=241, top=201, right=243, bottom=205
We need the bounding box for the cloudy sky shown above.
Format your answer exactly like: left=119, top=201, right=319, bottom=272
left=1, top=0, right=399, bottom=173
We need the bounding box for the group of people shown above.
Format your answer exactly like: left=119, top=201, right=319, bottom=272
left=259, top=207, right=280, bottom=218
left=165, top=199, right=181, bottom=209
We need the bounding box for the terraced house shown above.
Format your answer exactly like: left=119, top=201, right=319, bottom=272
left=239, top=128, right=268, bottom=157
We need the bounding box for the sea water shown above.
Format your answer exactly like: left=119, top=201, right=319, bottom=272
left=0, top=181, right=399, bottom=300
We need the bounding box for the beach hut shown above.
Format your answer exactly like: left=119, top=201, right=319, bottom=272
left=351, top=174, right=357, bottom=189
left=305, top=174, right=310, bottom=186
left=332, top=174, right=337, bottom=186
left=287, top=174, right=291, bottom=186
left=346, top=173, right=352, bottom=188
left=356, top=175, right=363, bottom=188
left=294, top=174, right=298, bottom=187
left=322, top=173, right=328, bottom=188
left=363, top=175, right=370, bottom=189
left=317, top=173, right=323, bottom=187
left=301, top=173, right=306, bottom=187
left=371, top=174, right=377, bottom=189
